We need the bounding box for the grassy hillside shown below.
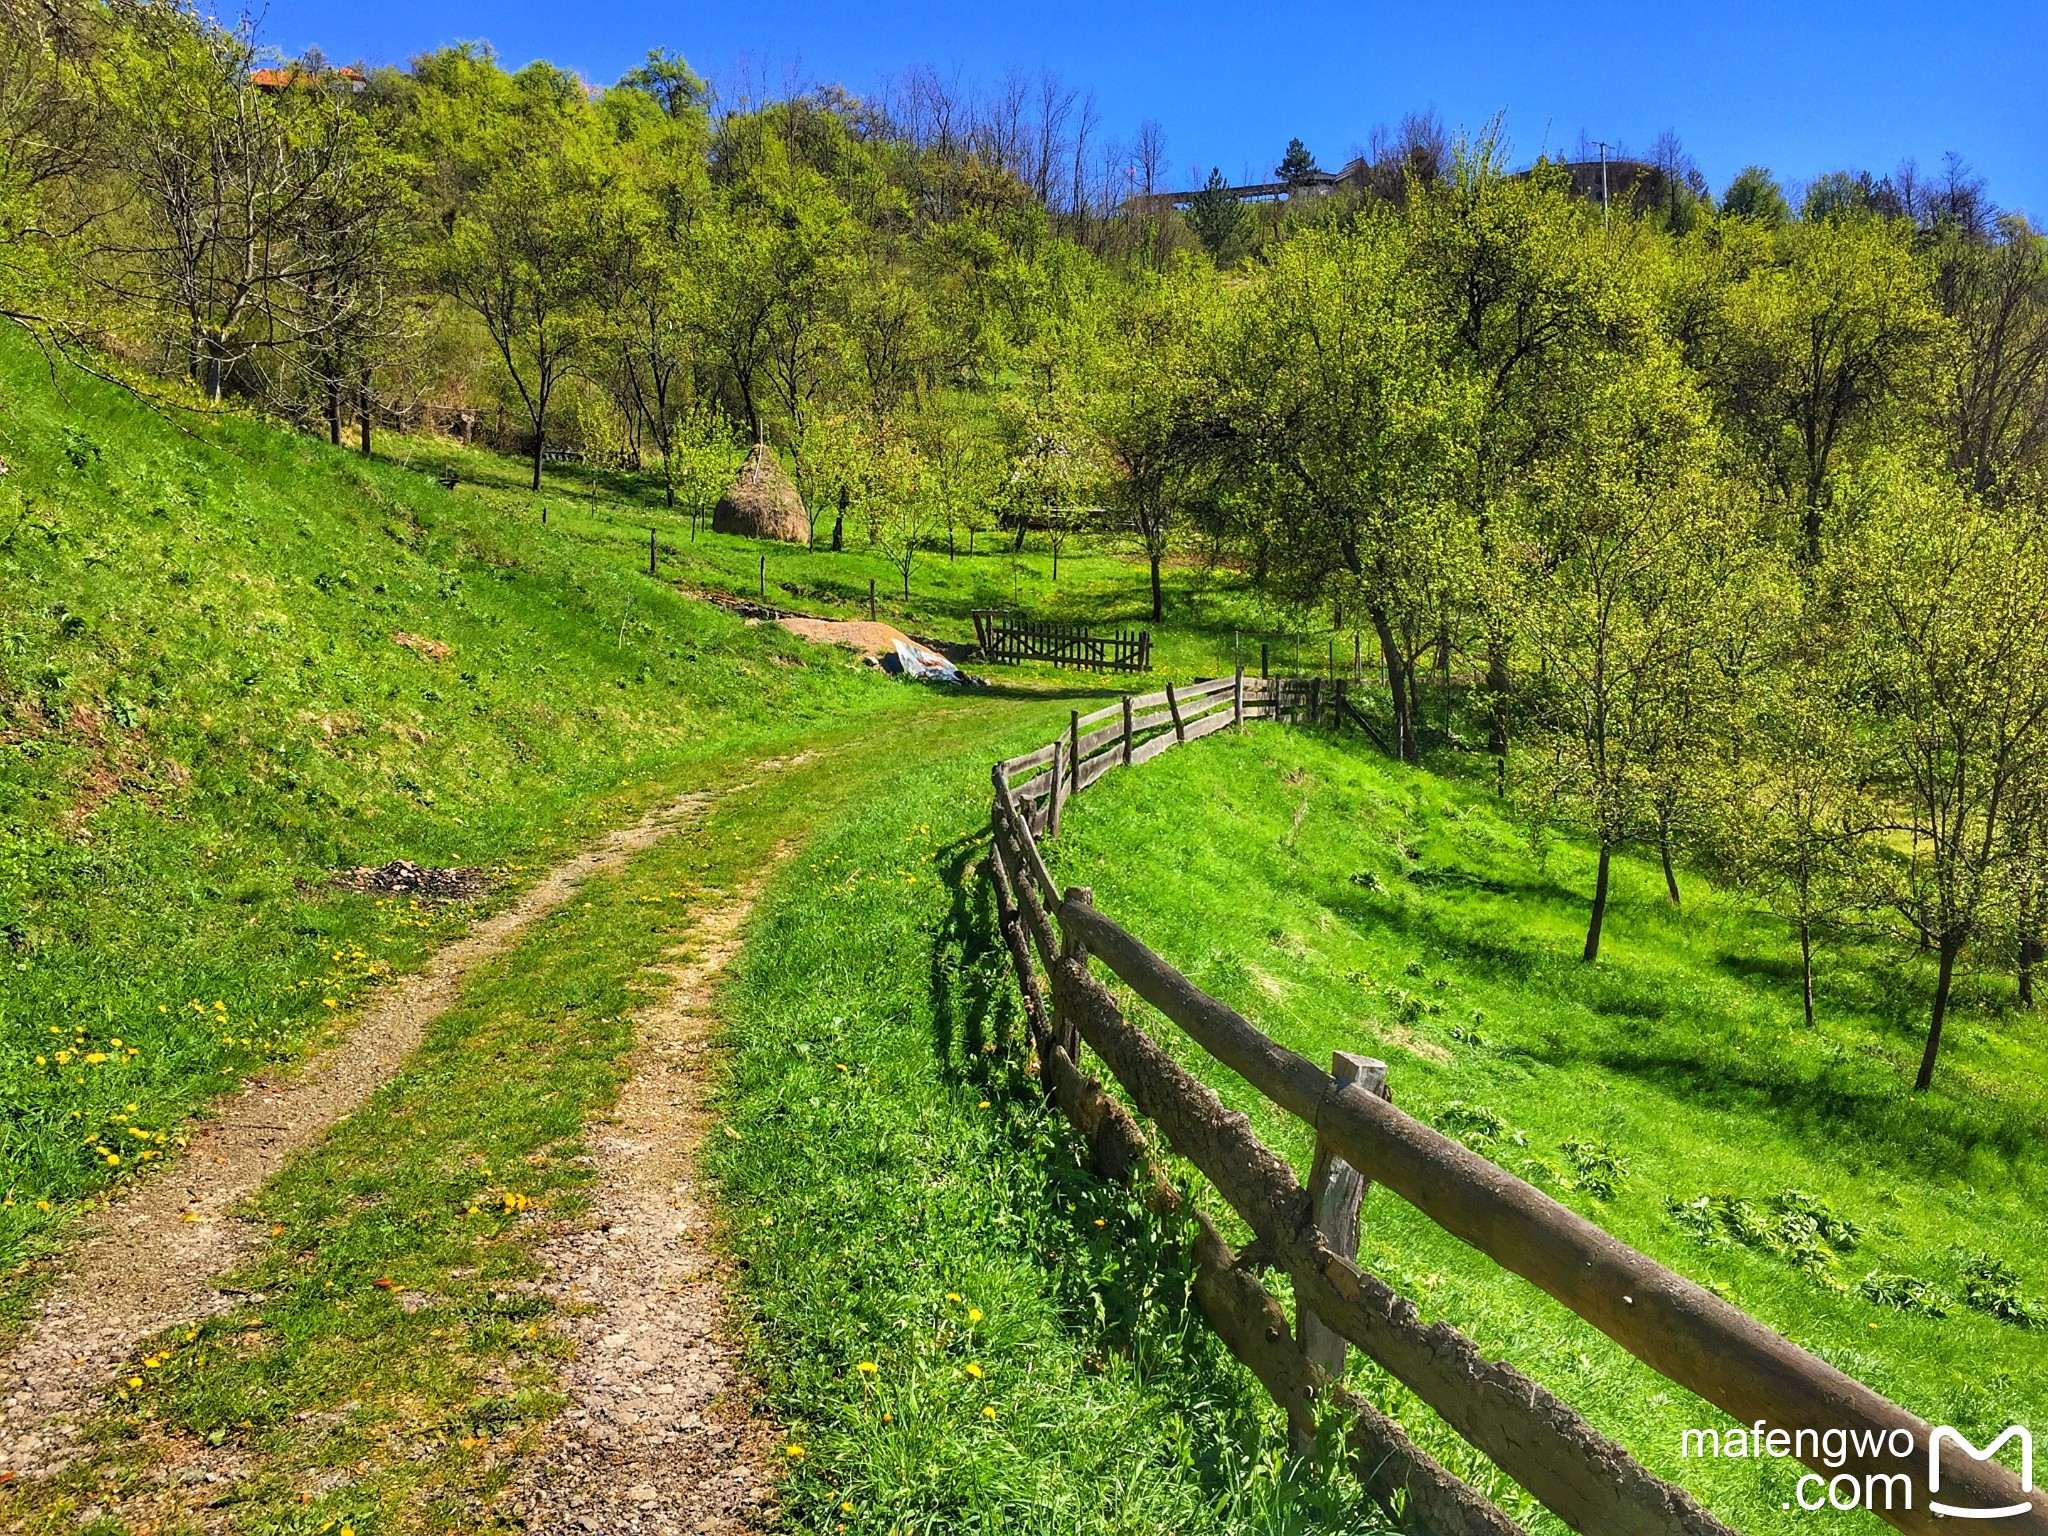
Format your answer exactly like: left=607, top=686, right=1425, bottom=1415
left=0, top=332, right=918, bottom=1299
left=392, top=431, right=1302, bottom=683
left=1038, top=725, right=2048, bottom=1531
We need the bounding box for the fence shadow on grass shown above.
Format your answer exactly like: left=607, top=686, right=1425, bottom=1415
left=920, top=827, right=1366, bottom=1526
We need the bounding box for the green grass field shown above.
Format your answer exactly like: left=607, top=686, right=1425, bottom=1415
left=1032, top=725, right=2048, bottom=1530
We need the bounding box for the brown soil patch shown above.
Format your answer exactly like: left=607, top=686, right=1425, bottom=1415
left=504, top=852, right=791, bottom=1535
left=391, top=631, right=452, bottom=660
left=0, top=790, right=716, bottom=1481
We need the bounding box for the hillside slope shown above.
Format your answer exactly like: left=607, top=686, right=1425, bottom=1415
left=0, top=334, right=913, bottom=1292
left=1044, top=725, right=2048, bottom=1531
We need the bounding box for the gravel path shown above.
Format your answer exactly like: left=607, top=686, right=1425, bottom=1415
left=506, top=856, right=786, bottom=1536
left=0, top=789, right=717, bottom=1481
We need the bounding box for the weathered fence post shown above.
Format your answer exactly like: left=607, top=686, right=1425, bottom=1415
left=1260, top=642, right=1269, bottom=680
left=1121, top=695, right=1135, bottom=766
left=649, top=526, right=657, bottom=577
left=1048, top=737, right=1065, bottom=840
left=1309, top=676, right=1322, bottom=727
left=1299, top=1053, right=1388, bottom=1381
left=1233, top=666, right=1245, bottom=730
left=869, top=578, right=876, bottom=621
left=758, top=553, right=766, bottom=600
left=1068, top=710, right=1081, bottom=793
left=1057, top=886, right=1093, bottom=1063
left=1165, top=681, right=1186, bottom=744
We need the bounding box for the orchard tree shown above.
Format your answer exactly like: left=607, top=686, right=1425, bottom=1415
left=1852, top=470, right=2048, bottom=1090
left=436, top=68, right=613, bottom=489
left=1711, top=215, right=1943, bottom=562
left=1085, top=267, right=1219, bottom=624
left=1219, top=214, right=1466, bottom=761
left=1514, top=345, right=1727, bottom=962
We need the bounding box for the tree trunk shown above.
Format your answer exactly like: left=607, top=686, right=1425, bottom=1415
left=1914, top=932, right=1962, bottom=1092
left=1659, top=826, right=1681, bottom=906
left=2021, top=931, right=2042, bottom=1009
left=1012, top=520, right=1028, bottom=554
left=1369, top=607, right=1416, bottom=764
left=327, top=376, right=342, bottom=445
left=357, top=371, right=371, bottom=456
left=530, top=430, right=545, bottom=492
left=1583, top=845, right=1612, bottom=963
left=1799, top=921, right=1815, bottom=1028
left=1486, top=640, right=1510, bottom=759
left=1149, top=551, right=1164, bottom=623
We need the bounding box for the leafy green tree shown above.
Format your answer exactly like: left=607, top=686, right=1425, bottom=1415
left=1218, top=214, right=1465, bottom=760
left=1929, top=215, right=2048, bottom=503
left=1721, top=165, right=1790, bottom=226
left=1084, top=269, right=1217, bottom=623
left=1710, top=216, right=1942, bottom=562
left=1407, top=148, right=1610, bottom=768
left=1851, top=470, right=2048, bottom=1090
left=441, top=139, right=610, bottom=489
left=1726, top=657, right=1873, bottom=1027
left=1513, top=345, right=1727, bottom=961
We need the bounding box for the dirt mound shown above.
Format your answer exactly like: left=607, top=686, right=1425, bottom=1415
left=711, top=442, right=809, bottom=544
left=776, top=616, right=915, bottom=659
left=330, top=860, right=490, bottom=898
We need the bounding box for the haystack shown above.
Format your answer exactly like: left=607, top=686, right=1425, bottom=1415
left=712, top=442, right=809, bottom=543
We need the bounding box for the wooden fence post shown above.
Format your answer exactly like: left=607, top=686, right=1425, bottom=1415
left=1048, top=737, right=1065, bottom=840
left=758, top=553, right=766, bottom=600
left=1260, top=642, right=1269, bottom=680
left=1069, top=710, right=1081, bottom=793
left=1057, top=886, right=1092, bottom=1063
left=1233, top=666, right=1245, bottom=730
left=1309, top=677, right=1322, bottom=727
left=1122, top=695, right=1135, bottom=766
left=869, top=579, right=876, bottom=621
left=648, top=526, right=657, bottom=576
left=1165, top=681, right=1186, bottom=743
left=1298, top=1054, right=1387, bottom=1381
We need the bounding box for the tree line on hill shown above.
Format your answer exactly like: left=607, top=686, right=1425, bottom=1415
left=4, top=0, right=2047, bottom=1089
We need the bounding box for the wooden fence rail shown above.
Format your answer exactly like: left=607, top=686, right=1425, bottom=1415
left=982, top=674, right=2045, bottom=1536
left=971, top=609, right=1152, bottom=672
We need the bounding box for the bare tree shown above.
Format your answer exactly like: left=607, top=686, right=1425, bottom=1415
left=1132, top=119, right=1167, bottom=200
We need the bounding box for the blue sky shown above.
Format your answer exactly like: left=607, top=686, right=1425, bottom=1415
left=260, top=0, right=2046, bottom=218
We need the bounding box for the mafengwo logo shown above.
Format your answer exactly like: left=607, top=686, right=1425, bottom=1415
left=1680, top=1421, right=2037, bottom=1517
left=1931, top=1427, right=2034, bottom=1521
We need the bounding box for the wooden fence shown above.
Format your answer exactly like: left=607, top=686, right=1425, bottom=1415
left=983, top=672, right=2043, bottom=1536
left=971, top=609, right=1151, bottom=672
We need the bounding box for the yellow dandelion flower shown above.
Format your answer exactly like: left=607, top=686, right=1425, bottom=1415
left=322, top=998, right=338, bottom=1008
left=983, top=1405, right=998, bottom=1419
left=964, top=1363, right=983, bottom=1380
left=977, top=1100, right=990, bottom=1109
left=967, top=1308, right=983, bottom=1324
left=945, top=1292, right=962, bottom=1304
left=856, top=1361, right=878, bottom=1375
left=784, top=1444, right=805, bottom=1459
left=127, top=1376, right=142, bottom=1388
